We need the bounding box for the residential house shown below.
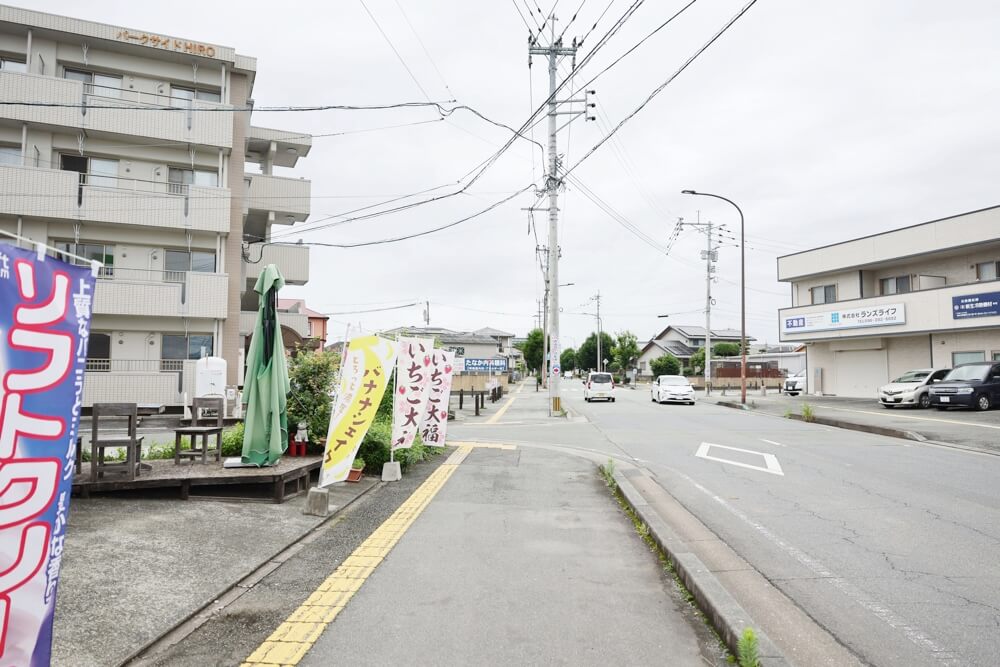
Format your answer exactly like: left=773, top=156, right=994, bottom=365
left=637, top=325, right=753, bottom=377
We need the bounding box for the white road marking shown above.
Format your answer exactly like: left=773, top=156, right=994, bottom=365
left=695, top=442, right=784, bottom=476
left=671, top=468, right=959, bottom=665
left=823, top=405, right=1000, bottom=430
left=760, top=438, right=785, bottom=447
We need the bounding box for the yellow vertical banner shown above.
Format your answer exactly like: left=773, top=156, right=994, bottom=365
left=319, top=336, right=398, bottom=487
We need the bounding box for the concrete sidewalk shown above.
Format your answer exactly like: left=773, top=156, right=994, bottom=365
left=53, top=479, right=377, bottom=667
left=700, top=391, right=1000, bottom=453
left=297, top=445, right=722, bottom=665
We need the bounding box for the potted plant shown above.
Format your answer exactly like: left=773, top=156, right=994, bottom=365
left=347, top=458, right=365, bottom=482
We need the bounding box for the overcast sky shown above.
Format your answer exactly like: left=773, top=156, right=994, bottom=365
left=33, top=0, right=1000, bottom=349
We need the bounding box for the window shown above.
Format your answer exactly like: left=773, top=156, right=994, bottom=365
left=993, top=352, right=1000, bottom=361
left=810, top=285, right=837, bottom=304
left=879, top=275, right=911, bottom=295
left=0, top=146, right=20, bottom=166
left=64, top=68, right=122, bottom=97
left=85, top=333, right=112, bottom=371
left=976, top=261, right=999, bottom=282
left=0, top=57, right=26, bottom=72
left=171, top=86, right=222, bottom=103
left=164, top=249, right=216, bottom=279
left=161, top=334, right=214, bottom=362
left=952, top=351, right=986, bottom=366
left=168, top=167, right=219, bottom=193
left=307, top=320, right=313, bottom=337
left=59, top=154, right=119, bottom=187
left=89, top=158, right=119, bottom=187
left=53, top=241, right=115, bottom=277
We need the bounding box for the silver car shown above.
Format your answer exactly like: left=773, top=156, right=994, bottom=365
left=879, top=368, right=951, bottom=408
left=651, top=375, right=696, bottom=405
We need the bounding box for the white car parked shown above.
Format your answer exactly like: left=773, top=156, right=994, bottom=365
left=584, top=372, right=615, bottom=402
left=651, top=375, right=696, bottom=405
left=783, top=370, right=807, bottom=396
left=878, top=368, right=950, bottom=409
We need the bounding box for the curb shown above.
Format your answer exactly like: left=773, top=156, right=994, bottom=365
left=612, top=469, right=791, bottom=666
left=120, top=479, right=382, bottom=666
left=713, top=400, right=927, bottom=442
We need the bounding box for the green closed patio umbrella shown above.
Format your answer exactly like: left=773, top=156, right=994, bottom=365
left=241, top=264, right=290, bottom=466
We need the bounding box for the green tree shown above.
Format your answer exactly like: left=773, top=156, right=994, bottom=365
left=650, top=353, right=681, bottom=377
left=713, top=342, right=741, bottom=357
left=521, top=328, right=545, bottom=373
left=689, top=347, right=704, bottom=374
left=613, top=331, right=641, bottom=377
left=577, top=331, right=616, bottom=372
left=560, top=347, right=576, bottom=371
left=286, top=349, right=339, bottom=450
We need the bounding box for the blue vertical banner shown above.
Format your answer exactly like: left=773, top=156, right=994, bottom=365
left=0, top=243, right=95, bottom=665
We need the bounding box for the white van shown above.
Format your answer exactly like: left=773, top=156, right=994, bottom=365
left=584, top=372, right=615, bottom=402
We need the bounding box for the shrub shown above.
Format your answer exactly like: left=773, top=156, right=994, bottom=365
left=650, top=354, right=681, bottom=376
left=286, top=349, right=339, bottom=452
left=222, top=422, right=245, bottom=457
left=356, top=417, right=392, bottom=474
left=352, top=457, right=365, bottom=470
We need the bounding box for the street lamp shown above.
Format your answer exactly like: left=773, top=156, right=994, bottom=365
left=682, top=189, right=747, bottom=405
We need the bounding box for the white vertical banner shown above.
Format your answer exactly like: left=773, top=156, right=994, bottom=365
left=319, top=336, right=398, bottom=487
left=419, top=350, right=455, bottom=446
left=391, top=337, right=435, bottom=450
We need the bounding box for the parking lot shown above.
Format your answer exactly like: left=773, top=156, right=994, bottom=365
left=701, top=390, right=1000, bottom=453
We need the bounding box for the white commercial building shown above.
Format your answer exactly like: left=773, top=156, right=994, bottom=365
left=0, top=5, right=313, bottom=409
left=777, top=205, right=1000, bottom=397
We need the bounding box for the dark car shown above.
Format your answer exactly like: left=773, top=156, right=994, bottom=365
left=928, top=362, right=1000, bottom=411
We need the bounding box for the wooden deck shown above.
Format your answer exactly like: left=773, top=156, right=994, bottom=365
left=72, top=456, right=323, bottom=503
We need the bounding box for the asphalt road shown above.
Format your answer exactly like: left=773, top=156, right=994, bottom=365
left=453, top=384, right=1000, bottom=666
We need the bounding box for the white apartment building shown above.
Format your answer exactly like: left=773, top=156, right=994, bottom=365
left=777, top=205, right=1000, bottom=397
left=0, top=5, right=312, bottom=410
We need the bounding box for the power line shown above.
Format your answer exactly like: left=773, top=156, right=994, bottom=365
left=321, top=302, right=419, bottom=315
left=564, top=0, right=760, bottom=177
left=359, top=0, right=437, bottom=104
left=392, top=0, right=456, bottom=100
left=286, top=184, right=535, bottom=248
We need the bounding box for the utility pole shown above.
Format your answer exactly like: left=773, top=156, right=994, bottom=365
left=423, top=300, right=430, bottom=327
left=529, top=15, right=588, bottom=414
left=674, top=214, right=719, bottom=394
left=588, top=291, right=602, bottom=372
left=701, top=217, right=715, bottom=395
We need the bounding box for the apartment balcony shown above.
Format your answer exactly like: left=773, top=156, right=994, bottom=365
left=240, top=309, right=309, bottom=338
left=779, top=278, right=1000, bottom=342
left=244, top=243, right=310, bottom=285
left=82, top=359, right=196, bottom=408
left=247, top=126, right=312, bottom=168
left=246, top=173, right=311, bottom=224
left=92, top=269, right=228, bottom=319
left=0, top=164, right=230, bottom=233
left=0, top=70, right=233, bottom=148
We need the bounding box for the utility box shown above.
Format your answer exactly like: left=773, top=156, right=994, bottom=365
left=196, top=357, right=227, bottom=398
left=812, top=367, right=823, bottom=395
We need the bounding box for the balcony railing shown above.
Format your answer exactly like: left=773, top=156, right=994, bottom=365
left=0, top=164, right=230, bottom=232
left=85, top=359, right=186, bottom=372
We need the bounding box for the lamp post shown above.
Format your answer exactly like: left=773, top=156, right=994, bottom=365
left=681, top=190, right=747, bottom=405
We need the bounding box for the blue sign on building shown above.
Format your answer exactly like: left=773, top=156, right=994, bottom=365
left=952, top=291, right=1000, bottom=319
left=463, top=358, right=509, bottom=372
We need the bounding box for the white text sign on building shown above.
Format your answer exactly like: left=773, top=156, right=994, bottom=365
left=782, top=303, right=906, bottom=335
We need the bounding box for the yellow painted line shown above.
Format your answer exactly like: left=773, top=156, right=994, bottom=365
left=241, top=459, right=464, bottom=666
left=449, top=441, right=517, bottom=450
left=822, top=405, right=1000, bottom=431
left=485, top=395, right=517, bottom=424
